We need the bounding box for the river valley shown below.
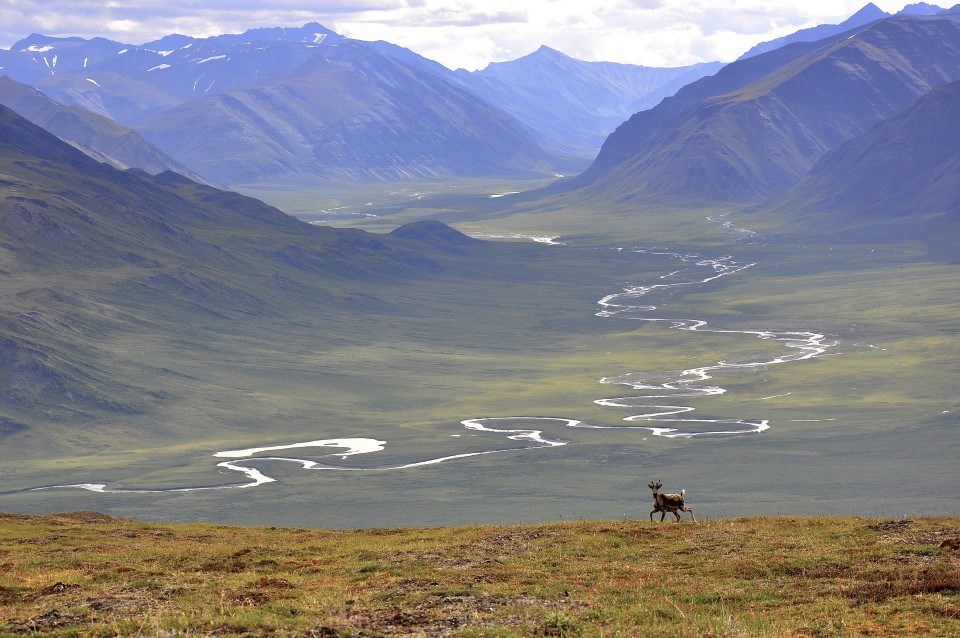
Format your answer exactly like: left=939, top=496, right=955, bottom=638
left=22, top=242, right=842, bottom=495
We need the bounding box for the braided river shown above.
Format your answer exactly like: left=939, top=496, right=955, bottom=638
left=32, top=243, right=838, bottom=495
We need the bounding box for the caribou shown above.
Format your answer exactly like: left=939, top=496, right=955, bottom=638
left=648, top=480, right=697, bottom=523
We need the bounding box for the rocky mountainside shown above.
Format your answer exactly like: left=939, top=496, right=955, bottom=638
left=567, top=12, right=960, bottom=204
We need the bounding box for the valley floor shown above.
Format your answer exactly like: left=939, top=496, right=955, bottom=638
left=0, top=512, right=958, bottom=637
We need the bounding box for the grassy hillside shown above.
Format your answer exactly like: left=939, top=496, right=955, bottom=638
left=0, top=513, right=958, bottom=636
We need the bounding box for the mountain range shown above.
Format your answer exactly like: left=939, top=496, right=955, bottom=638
left=2, top=4, right=958, bottom=240
left=451, top=46, right=722, bottom=158
left=0, top=23, right=729, bottom=184
left=1, top=24, right=563, bottom=183
left=566, top=11, right=960, bottom=204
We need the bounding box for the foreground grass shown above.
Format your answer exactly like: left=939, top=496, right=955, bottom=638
left=1, top=513, right=958, bottom=636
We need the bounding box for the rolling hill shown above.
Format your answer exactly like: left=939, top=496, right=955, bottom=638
left=1, top=514, right=958, bottom=636
left=0, top=102, right=491, bottom=429
left=566, top=12, right=960, bottom=204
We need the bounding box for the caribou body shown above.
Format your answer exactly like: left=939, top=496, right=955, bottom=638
left=648, top=480, right=697, bottom=523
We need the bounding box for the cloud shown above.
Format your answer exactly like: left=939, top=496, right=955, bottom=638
left=0, top=1, right=912, bottom=69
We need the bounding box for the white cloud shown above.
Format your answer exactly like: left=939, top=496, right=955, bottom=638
left=0, top=1, right=921, bottom=69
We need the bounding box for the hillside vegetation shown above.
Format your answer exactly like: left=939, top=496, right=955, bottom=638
left=0, top=513, right=958, bottom=636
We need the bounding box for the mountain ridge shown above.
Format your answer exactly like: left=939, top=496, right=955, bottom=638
left=133, top=41, right=564, bottom=183
left=738, top=3, right=890, bottom=60
left=0, top=76, right=204, bottom=179
left=565, top=12, right=960, bottom=204
left=455, top=46, right=722, bottom=157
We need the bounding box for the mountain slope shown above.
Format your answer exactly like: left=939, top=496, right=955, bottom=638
left=134, top=41, right=560, bottom=184
left=0, top=77, right=202, bottom=178
left=738, top=3, right=889, bottom=60
left=0, top=102, right=479, bottom=424
left=568, top=13, right=960, bottom=204
left=770, top=78, right=960, bottom=240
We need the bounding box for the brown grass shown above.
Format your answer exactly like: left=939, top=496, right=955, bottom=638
left=0, top=513, right=958, bottom=636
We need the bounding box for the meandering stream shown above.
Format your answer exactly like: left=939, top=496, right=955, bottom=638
left=27, top=242, right=837, bottom=494
left=580, top=248, right=835, bottom=437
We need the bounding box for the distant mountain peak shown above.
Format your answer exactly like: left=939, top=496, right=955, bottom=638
left=898, top=2, right=945, bottom=15
left=532, top=45, right=566, bottom=57
left=10, top=34, right=91, bottom=50
left=847, top=3, right=889, bottom=23
left=142, top=33, right=198, bottom=51
left=738, top=3, right=890, bottom=60
left=141, top=22, right=342, bottom=51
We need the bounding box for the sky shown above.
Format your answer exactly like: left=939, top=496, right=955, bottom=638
left=0, top=1, right=931, bottom=70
